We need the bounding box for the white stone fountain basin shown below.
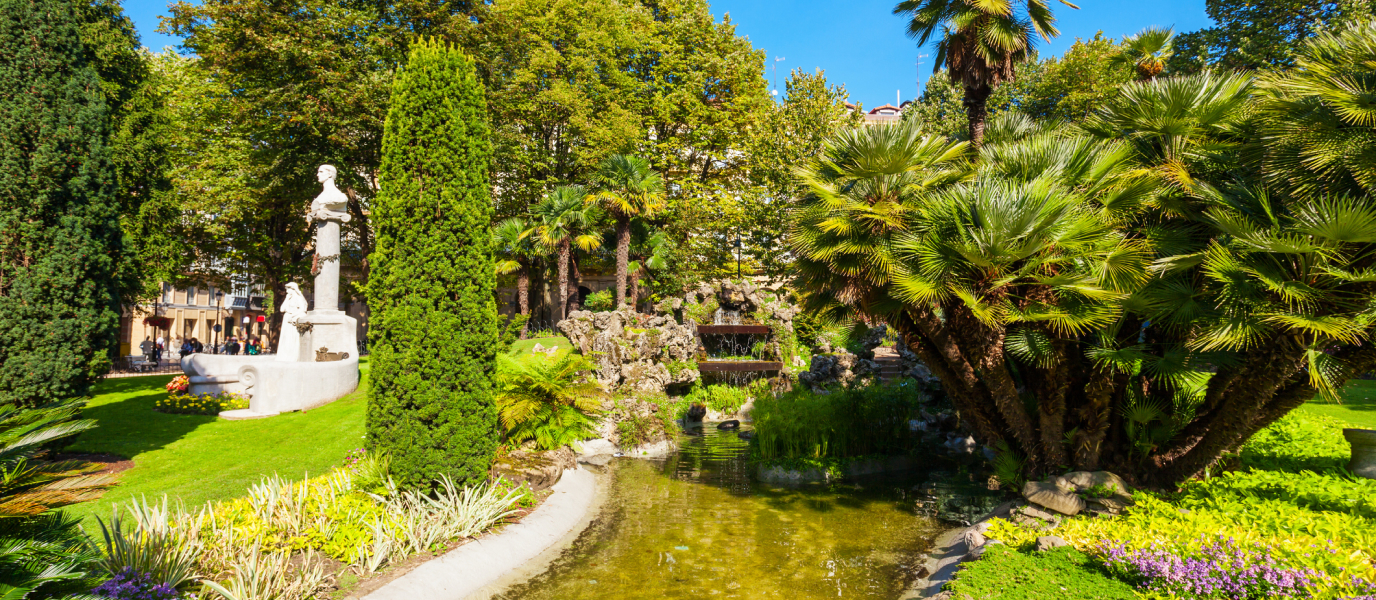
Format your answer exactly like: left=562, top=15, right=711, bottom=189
left=180, top=353, right=359, bottom=419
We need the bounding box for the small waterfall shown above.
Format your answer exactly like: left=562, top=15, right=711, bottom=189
left=713, top=309, right=742, bottom=325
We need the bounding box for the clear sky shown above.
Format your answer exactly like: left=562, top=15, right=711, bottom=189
left=122, top=0, right=1215, bottom=109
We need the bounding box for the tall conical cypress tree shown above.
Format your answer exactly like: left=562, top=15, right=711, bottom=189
left=0, top=0, right=124, bottom=406
left=367, top=38, right=498, bottom=489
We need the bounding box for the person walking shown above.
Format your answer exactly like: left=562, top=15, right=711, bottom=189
left=154, top=335, right=164, bottom=363
left=226, top=337, right=241, bottom=355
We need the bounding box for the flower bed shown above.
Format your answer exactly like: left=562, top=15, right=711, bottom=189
left=98, top=456, right=537, bottom=600
left=982, top=411, right=1376, bottom=599
left=156, top=391, right=249, bottom=415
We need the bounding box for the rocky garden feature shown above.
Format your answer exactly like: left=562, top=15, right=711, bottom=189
left=557, top=309, right=698, bottom=393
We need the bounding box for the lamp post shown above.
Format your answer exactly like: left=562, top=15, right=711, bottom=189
left=213, top=291, right=224, bottom=353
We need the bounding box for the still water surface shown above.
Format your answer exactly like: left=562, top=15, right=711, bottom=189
left=502, top=427, right=950, bottom=600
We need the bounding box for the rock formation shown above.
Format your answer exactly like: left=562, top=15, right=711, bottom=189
left=557, top=309, right=698, bottom=393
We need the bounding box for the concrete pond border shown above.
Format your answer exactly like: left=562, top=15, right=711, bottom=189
left=359, top=466, right=604, bottom=600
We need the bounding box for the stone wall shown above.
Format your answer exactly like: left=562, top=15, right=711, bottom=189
left=557, top=309, right=698, bottom=393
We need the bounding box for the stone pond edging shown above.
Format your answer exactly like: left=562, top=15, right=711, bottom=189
left=359, top=466, right=603, bottom=600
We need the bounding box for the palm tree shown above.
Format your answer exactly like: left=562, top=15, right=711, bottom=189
left=492, top=217, right=537, bottom=319
left=1112, top=27, right=1175, bottom=82
left=893, top=0, right=1075, bottom=149
left=533, top=186, right=603, bottom=325
left=590, top=155, right=664, bottom=309
left=1259, top=21, right=1376, bottom=199
left=627, top=229, right=673, bottom=312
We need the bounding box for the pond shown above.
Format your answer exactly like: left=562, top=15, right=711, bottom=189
left=501, top=426, right=983, bottom=600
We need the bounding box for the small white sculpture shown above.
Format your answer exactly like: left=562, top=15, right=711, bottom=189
left=308, top=165, right=351, bottom=224
left=275, top=283, right=310, bottom=362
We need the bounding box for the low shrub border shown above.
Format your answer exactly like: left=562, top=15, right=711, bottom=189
left=969, top=411, right=1376, bottom=599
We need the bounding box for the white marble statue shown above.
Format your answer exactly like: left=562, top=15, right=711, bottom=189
left=275, top=283, right=309, bottom=362
left=309, top=165, right=351, bottom=223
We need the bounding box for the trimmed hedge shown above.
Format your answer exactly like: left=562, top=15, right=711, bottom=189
left=366, top=38, right=499, bottom=489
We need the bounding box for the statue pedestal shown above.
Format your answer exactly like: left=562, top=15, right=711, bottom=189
left=300, top=310, right=357, bottom=361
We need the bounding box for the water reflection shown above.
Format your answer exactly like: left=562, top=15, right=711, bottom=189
left=499, top=428, right=953, bottom=600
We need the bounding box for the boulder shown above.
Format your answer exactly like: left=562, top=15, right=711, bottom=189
left=1035, top=536, right=1069, bottom=552
left=1061, top=471, right=1131, bottom=496
left=685, top=403, right=707, bottom=422
left=490, top=447, right=576, bottom=491
left=716, top=420, right=740, bottom=430
left=579, top=438, right=617, bottom=457
left=1022, top=481, right=1086, bottom=516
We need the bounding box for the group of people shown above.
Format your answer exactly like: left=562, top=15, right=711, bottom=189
left=139, top=335, right=266, bottom=364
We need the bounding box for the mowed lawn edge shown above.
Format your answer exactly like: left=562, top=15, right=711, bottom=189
left=64, top=363, right=369, bottom=524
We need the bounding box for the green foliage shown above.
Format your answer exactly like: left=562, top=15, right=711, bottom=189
left=1259, top=21, right=1376, bottom=200
left=685, top=384, right=748, bottom=415
left=664, top=359, right=698, bottom=379
left=1240, top=411, right=1351, bottom=472
left=986, top=410, right=1376, bottom=597
left=751, top=381, right=926, bottom=461
left=584, top=290, right=614, bottom=312
left=0, top=0, right=124, bottom=407
left=155, top=391, right=249, bottom=415
left=682, top=296, right=719, bottom=325
left=0, top=512, right=103, bottom=599
left=498, top=313, right=530, bottom=352
left=991, top=442, right=1027, bottom=491
left=615, top=412, right=659, bottom=449
left=1168, top=0, right=1373, bottom=73
left=0, top=400, right=119, bottom=598
left=95, top=507, right=200, bottom=590
left=367, top=38, right=499, bottom=490
left=945, top=545, right=1138, bottom=600
left=494, top=353, right=603, bottom=451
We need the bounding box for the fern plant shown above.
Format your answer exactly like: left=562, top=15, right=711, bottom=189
left=494, top=354, right=604, bottom=450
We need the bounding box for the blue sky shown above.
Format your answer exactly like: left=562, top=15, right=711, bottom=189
left=122, top=0, right=1215, bottom=108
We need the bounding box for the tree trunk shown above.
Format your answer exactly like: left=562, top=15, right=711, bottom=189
left=517, top=265, right=530, bottom=338
left=568, top=256, right=582, bottom=314
left=964, top=84, right=992, bottom=151
left=630, top=269, right=641, bottom=313
left=615, top=215, right=630, bottom=309
left=517, top=265, right=529, bottom=316
left=555, top=239, right=570, bottom=325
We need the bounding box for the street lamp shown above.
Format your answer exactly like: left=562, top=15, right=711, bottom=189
left=213, top=290, right=224, bottom=354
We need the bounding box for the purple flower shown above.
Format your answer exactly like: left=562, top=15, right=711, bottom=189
left=92, top=567, right=180, bottom=600
left=1097, top=537, right=1332, bottom=599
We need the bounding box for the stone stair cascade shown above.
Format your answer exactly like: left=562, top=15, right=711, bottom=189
left=872, top=346, right=903, bottom=382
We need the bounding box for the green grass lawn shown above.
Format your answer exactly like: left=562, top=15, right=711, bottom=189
left=65, top=362, right=369, bottom=523
left=507, top=335, right=577, bottom=359
left=1302, top=378, right=1376, bottom=430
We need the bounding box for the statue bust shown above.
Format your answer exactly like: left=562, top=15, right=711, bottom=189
left=309, top=165, right=351, bottom=223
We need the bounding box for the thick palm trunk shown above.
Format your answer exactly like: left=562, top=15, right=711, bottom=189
left=555, top=240, right=570, bottom=325
left=568, top=256, right=582, bottom=313
left=630, top=270, right=640, bottom=313
left=964, top=84, right=992, bottom=150
left=615, top=215, right=630, bottom=309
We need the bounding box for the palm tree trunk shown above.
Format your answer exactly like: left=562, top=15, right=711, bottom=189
left=964, top=84, right=992, bottom=151
left=556, top=239, right=570, bottom=324
left=615, top=215, right=630, bottom=309
left=630, top=269, right=641, bottom=313
left=569, top=256, right=582, bottom=313
left=517, top=265, right=530, bottom=316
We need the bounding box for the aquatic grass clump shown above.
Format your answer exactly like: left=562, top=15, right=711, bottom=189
left=1099, top=537, right=1334, bottom=599
left=751, top=381, right=924, bottom=460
